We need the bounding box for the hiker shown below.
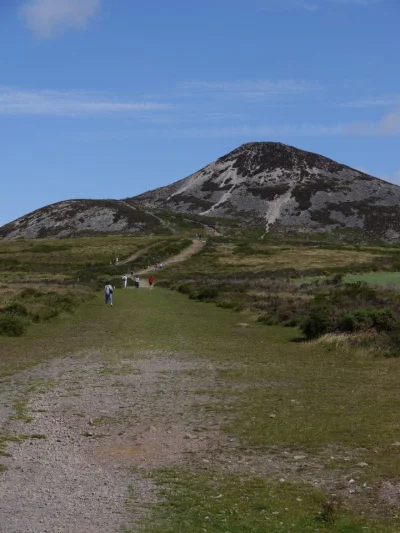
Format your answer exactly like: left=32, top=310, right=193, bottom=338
left=104, top=281, right=114, bottom=306
left=134, top=276, right=140, bottom=289
left=130, top=270, right=134, bottom=277
left=122, top=275, right=127, bottom=289
left=148, top=275, right=154, bottom=289
left=115, top=257, right=119, bottom=265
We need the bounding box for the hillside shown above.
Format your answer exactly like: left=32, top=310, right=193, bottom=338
left=2, top=142, right=400, bottom=241
left=134, top=142, right=400, bottom=241
left=0, top=199, right=169, bottom=239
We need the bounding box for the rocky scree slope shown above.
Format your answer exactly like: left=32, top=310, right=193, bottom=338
left=0, top=199, right=169, bottom=239
left=134, top=142, right=400, bottom=241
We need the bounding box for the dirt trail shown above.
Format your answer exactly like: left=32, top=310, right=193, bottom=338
left=118, top=244, right=153, bottom=266
left=0, top=350, right=225, bottom=533
left=135, top=239, right=206, bottom=276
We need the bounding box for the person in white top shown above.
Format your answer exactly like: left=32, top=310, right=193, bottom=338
left=104, top=282, right=114, bottom=306
left=134, top=276, right=140, bottom=289
left=122, top=275, right=127, bottom=289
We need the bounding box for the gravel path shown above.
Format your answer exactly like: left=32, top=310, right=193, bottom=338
left=135, top=239, right=206, bottom=276
left=0, top=349, right=224, bottom=533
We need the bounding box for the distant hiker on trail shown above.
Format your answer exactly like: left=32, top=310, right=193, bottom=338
left=104, top=282, right=113, bottom=306
left=134, top=276, right=140, bottom=289
left=130, top=270, right=134, bottom=277
left=148, top=275, right=154, bottom=289
left=122, top=275, right=127, bottom=289
left=115, top=257, right=119, bottom=265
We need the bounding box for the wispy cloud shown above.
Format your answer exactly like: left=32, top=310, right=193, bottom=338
left=341, top=96, right=400, bottom=108
left=180, top=80, right=321, bottom=99
left=294, top=2, right=320, bottom=11
left=0, top=88, right=174, bottom=116
left=20, top=0, right=100, bottom=38
left=261, top=0, right=385, bottom=11
left=379, top=110, right=400, bottom=135
left=80, top=107, right=400, bottom=140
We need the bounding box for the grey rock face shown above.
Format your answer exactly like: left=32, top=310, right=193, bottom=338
left=134, top=142, right=400, bottom=241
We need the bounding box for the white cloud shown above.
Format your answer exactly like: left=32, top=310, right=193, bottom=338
left=0, top=87, right=173, bottom=116
left=21, top=0, right=100, bottom=38
left=180, top=80, right=321, bottom=98
left=155, top=108, right=400, bottom=138
left=78, top=109, right=400, bottom=141
left=295, top=2, right=320, bottom=11
left=378, top=110, right=400, bottom=135
left=341, top=96, right=400, bottom=108
left=261, top=0, right=384, bottom=11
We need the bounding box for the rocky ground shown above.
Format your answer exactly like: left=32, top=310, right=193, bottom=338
left=0, top=349, right=226, bottom=533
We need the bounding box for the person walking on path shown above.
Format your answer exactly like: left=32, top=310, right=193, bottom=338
left=134, top=276, right=140, bottom=289
left=148, top=275, right=155, bottom=289
left=122, top=275, right=128, bottom=289
left=104, top=282, right=114, bottom=306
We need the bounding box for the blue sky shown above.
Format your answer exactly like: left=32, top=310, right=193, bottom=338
left=0, top=0, right=399, bottom=225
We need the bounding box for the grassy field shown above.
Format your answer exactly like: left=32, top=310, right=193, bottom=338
left=0, top=235, right=194, bottom=338
left=293, top=272, right=400, bottom=288
left=2, top=234, right=400, bottom=530
left=0, top=234, right=194, bottom=280
left=156, top=237, right=400, bottom=279
left=344, top=272, right=400, bottom=287
left=1, top=288, right=400, bottom=531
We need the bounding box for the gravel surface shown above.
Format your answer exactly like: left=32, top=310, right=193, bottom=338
left=0, top=350, right=224, bottom=533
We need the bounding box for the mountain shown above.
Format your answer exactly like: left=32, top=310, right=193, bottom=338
left=2, top=142, right=400, bottom=241
left=134, top=142, right=400, bottom=241
left=0, top=199, right=169, bottom=240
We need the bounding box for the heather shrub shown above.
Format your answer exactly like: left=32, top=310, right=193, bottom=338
left=0, top=303, right=29, bottom=317
left=301, top=307, right=335, bottom=340
left=339, top=308, right=396, bottom=333
left=0, top=315, right=27, bottom=337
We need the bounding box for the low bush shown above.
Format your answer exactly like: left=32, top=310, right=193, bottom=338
left=177, top=282, right=194, bottom=295
left=302, top=306, right=397, bottom=340
left=340, top=308, right=396, bottom=333
left=193, top=287, right=220, bottom=301
left=0, top=303, right=29, bottom=317
left=302, top=307, right=336, bottom=340
left=19, top=287, right=42, bottom=299
left=257, top=313, right=279, bottom=326
left=0, top=315, right=27, bottom=337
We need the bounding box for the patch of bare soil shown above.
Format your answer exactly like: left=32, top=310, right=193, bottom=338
left=0, top=351, right=226, bottom=533
left=0, top=349, right=395, bottom=532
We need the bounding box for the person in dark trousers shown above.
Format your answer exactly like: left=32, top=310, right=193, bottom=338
left=134, top=276, right=140, bottom=289
left=104, top=282, right=113, bottom=306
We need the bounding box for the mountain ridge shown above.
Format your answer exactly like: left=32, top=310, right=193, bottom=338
left=2, top=142, right=400, bottom=241
left=133, top=142, right=400, bottom=240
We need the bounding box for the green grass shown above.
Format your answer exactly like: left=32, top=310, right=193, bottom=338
left=344, top=272, right=400, bottom=287
left=136, top=469, right=390, bottom=533
left=1, top=288, right=400, bottom=529
left=294, top=272, right=400, bottom=288
left=3, top=234, right=400, bottom=530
